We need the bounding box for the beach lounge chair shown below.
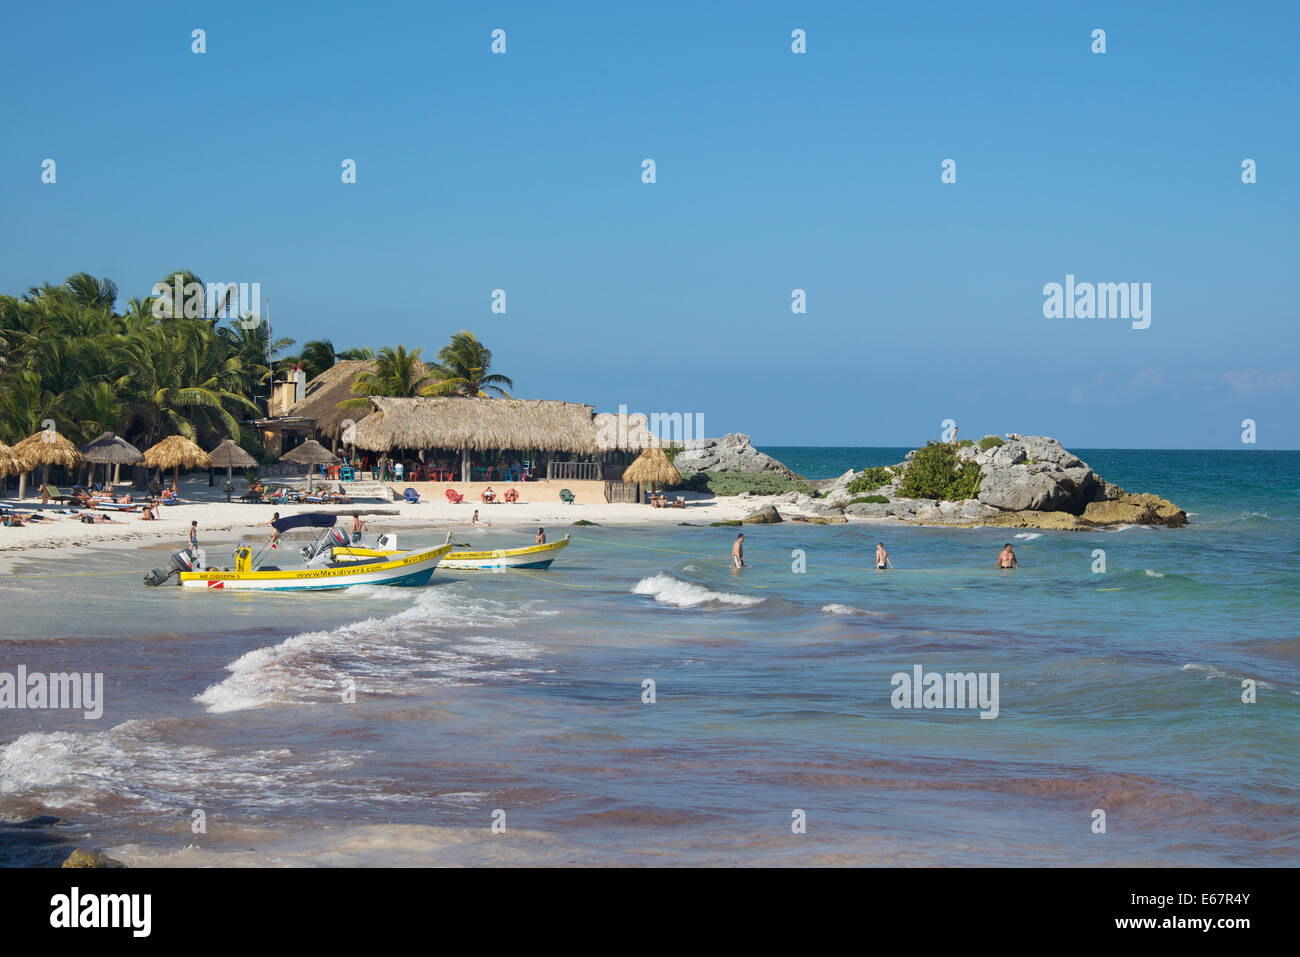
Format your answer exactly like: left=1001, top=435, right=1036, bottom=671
left=403, top=488, right=419, bottom=504
left=559, top=488, right=576, bottom=504
left=671, top=496, right=686, bottom=508
left=40, top=485, right=72, bottom=503
left=445, top=489, right=464, bottom=504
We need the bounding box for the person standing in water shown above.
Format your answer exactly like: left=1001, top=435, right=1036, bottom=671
left=875, top=542, right=893, bottom=570
left=351, top=514, right=367, bottom=543
left=188, top=520, right=199, bottom=552
left=996, top=543, right=1019, bottom=569
left=732, top=532, right=745, bottom=568
left=535, top=527, right=546, bottom=544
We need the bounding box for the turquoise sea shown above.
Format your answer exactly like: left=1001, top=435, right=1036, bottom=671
left=0, top=448, right=1296, bottom=866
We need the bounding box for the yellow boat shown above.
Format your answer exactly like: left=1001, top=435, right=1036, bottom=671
left=335, top=534, right=570, bottom=570
left=143, top=514, right=453, bottom=591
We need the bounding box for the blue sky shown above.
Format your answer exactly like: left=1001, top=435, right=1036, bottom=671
left=2, top=1, right=1297, bottom=448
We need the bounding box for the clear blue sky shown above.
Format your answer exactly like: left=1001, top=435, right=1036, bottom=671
left=2, top=1, right=1297, bottom=448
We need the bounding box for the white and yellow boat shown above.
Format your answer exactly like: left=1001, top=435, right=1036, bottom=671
left=143, top=514, right=453, bottom=591
left=334, top=533, right=570, bottom=571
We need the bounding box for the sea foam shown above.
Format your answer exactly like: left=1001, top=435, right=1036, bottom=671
left=631, top=573, right=763, bottom=609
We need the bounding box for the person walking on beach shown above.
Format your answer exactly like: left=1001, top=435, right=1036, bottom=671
left=351, top=514, right=367, bottom=543
left=732, top=532, right=745, bottom=568
left=875, top=542, right=893, bottom=570
left=996, top=543, right=1019, bottom=569
left=535, top=527, right=546, bottom=544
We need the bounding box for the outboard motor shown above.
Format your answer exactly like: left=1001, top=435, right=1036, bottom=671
left=143, top=549, right=195, bottom=586
left=304, top=528, right=349, bottom=562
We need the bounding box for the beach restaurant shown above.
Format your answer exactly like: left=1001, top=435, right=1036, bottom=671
left=346, top=396, right=650, bottom=504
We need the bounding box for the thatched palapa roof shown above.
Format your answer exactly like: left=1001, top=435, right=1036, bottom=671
left=352, top=397, right=601, bottom=453
left=208, top=438, right=258, bottom=469
left=0, top=443, right=30, bottom=477
left=12, top=430, right=84, bottom=469
left=80, top=432, right=144, bottom=465
left=622, top=447, right=682, bottom=487
left=285, top=358, right=436, bottom=442
left=143, top=435, right=212, bottom=470
left=279, top=439, right=342, bottom=466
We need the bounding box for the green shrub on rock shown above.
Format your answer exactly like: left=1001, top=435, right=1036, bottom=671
left=978, top=435, right=1004, bottom=450
left=846, top=466, right=894, bottom=494
left=897, top=441, right=983, bottom=501
left=847, top=494, right=889, bottom=505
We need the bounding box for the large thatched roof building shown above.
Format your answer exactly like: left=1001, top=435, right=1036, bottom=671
left=352, top=397, right=601, bottom=454
left=251, top=360, right=671, bottom=482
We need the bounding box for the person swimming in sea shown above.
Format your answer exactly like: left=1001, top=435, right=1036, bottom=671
left=875, top=542, right=893, bottom=570
left=996, top=543, right=1019, bottom=569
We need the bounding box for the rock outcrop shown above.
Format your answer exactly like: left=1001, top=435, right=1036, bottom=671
left=741, top=504, right=783, bottom=524
left=673, top=434, right=798, bottom=477
left=828, top=434, right=1185, bottom=529
left=62, top=848, right=127, bottom=868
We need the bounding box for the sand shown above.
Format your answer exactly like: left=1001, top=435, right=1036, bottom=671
left=0, top=477, right=867, bottom=565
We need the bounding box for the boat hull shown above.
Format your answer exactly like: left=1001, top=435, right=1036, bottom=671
left=440, top=536, right=569, bottom=570
left=178, top=543, right=453, bottom=591
left=336, top=536, right=570, bottom=570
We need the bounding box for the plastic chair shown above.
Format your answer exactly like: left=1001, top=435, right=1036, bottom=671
left=403, top=487, right=419, bottom=503
left=339, top=466, right=354, bottom=481
left=559, top=488, right=575, bottom=504
left=445, top=488, right=464, bottom=504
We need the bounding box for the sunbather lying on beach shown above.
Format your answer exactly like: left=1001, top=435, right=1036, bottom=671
left=140, top=504, right=158, bottom=520
left=80, top=513, right=119, bottom=524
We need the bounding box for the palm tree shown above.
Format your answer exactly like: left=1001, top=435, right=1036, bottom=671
left=298, top=339, right=341, bottom=380
left=341, top=345, right=436, bottom=409
left=426, top=331, right=513, bottom=398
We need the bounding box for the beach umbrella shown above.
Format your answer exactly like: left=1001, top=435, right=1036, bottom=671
left=12, top=429, right=84, bottom=499
left=279, top=439, right=341, bottom=491
left=80, top=432, right=143, bottom=487
left=0, top=444, right=31, bottom=499
left=622, top=446, right=682, bottom=498
left=143, top=434, right=213, bottom=488
left=208, top=437, right=258, bottom=484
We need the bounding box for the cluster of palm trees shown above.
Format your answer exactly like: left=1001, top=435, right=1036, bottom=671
left=0, top=271, right=513, bottom=462
left=343, top=333, right=513, bottom=409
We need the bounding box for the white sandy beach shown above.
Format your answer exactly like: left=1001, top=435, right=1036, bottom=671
left=0, top=476, right=867, bottom=565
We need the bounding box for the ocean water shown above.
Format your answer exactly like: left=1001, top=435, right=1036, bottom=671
left=0, top=449, right=1296, bottom=866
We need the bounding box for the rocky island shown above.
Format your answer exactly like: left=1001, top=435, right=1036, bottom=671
left=674, top=433, right=1187, bottom=530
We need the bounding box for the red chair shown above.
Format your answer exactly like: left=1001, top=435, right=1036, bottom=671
left=445, top=488, right=464, bottom=504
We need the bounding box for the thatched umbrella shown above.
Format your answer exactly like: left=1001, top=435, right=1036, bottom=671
left=80, top=432, right=143, bottom=487
left=622, top=446, right=682, bottom=499
left=0, top=444, right=31, bottom=499
left=209, top=438, right=258, bottom=484
left=12, top=429, right=84, bottom=499
left=280, top=439, right=341, bottom=490
left=143, top=434, right=213, bottom=489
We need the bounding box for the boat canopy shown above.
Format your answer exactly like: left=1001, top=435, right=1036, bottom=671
left=272, top=513, right=338, bottom=533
